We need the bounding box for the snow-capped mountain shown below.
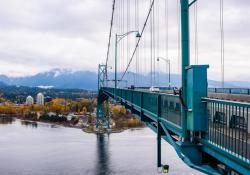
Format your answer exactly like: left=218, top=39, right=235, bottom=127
left=0, top=69, right=98, bottom=90
left=0, top=68, right=249, bottom=90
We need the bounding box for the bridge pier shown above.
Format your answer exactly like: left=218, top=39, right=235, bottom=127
left=96, top=101, right=111, bottom=129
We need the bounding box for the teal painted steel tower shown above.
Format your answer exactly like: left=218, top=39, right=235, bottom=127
left=96, top=64, right=108, bottom=129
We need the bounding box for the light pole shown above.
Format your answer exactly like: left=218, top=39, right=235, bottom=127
left=114, top=31, right=141, bottom=95
left=157, top=57, right=171, bottom=88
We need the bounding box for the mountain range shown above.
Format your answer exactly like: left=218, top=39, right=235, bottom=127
left=0, top=68, right=249, bottom=90
left=0, top=69, right=97, bottom=90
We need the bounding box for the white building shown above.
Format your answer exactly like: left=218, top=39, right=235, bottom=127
left=26, top=96, right=34, bottom=105
left=36, top=93, right=44, bottom=105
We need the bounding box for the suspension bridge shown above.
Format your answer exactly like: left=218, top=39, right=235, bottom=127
left=96, top=0, right=250, bottom=174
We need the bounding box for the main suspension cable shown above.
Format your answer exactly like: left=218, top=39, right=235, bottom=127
left=105, top=0, right=116, bottom=79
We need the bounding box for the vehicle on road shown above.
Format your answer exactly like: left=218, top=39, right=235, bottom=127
left=149, top=86, right=160, bottom=93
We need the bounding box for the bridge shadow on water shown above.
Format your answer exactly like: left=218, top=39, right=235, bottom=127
left=95, top=133, right=111, bottom=175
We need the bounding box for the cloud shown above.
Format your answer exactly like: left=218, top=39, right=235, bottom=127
left=0, top=0, right=112, bottom=76
left=0, top=0, right=248, bottom=82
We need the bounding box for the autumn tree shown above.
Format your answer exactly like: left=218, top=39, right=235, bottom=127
left=0, top=105, right=16, bottom=114
left=112, top=105, right=126, bottom=119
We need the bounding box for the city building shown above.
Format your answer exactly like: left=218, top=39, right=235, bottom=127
left=36, top=93, right=44, bottom=105
left=26, top=96, right=34, bottom=105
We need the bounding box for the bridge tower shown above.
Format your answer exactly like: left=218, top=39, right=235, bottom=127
left=156, top=0, right=209, bottom=168
left=96, top=64, right=110, bottom=129
left=179, top=0, right=209, bottom=141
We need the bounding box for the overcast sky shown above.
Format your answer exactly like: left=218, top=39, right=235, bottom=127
left=0, top=0, right=249, bottom=81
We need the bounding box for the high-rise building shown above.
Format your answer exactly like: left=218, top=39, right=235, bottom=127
left=36, top=93, right=44, bottom=105
left=26, top=96, right=34, bottom=105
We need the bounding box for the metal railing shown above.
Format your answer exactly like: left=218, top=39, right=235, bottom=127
left=202, top=98, right=250, bottom=163
left=208, top=88, right=250, bottom=95
left=102, top=87, right=182, bottom=134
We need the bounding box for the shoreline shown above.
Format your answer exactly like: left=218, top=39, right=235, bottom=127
left=2, top=116, right=144, bottom=134
left=82, top=127, right=125, bottom=134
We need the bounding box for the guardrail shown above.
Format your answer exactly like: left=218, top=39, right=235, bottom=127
left=102, top=87, right=182, bottom=135
left=208, top=88, right=250, bottom=95
left=202, top=98, right=250, bottom=163
left=107, top=87, right=250, bottom=95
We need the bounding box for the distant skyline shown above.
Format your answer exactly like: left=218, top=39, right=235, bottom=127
left=0, top=0, right=249, bottom=82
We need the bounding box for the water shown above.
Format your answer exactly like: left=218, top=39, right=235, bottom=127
left=0, top=119, right=202, bottom=175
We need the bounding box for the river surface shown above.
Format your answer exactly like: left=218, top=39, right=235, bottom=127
left=0, top=119, right=202, bottom=175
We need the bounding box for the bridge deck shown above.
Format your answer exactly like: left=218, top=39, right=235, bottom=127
left=98, top=87, right=250, bottom=174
